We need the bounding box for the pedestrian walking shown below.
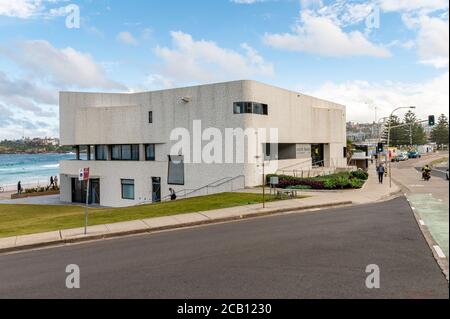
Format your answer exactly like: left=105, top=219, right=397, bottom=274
left=376, top=164, right=385, bottom=184
left=50, top=176, right=54, bottom=187
left=17, top=181, right=22, bottom=194
left=169, top=188, right=177, bottom=201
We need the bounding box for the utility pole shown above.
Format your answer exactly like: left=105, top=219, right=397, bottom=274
left=387, top=106, right=416, bottom=188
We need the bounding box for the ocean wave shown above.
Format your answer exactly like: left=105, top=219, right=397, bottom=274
left=41, top=164, right=60, bottom=168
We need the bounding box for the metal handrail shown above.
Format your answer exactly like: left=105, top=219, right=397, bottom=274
left=158, top=175, right=245, bottom=202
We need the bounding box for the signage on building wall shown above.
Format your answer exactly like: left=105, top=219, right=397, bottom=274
left=296, top=144, right=311, bottom=159
left=79, top=168, right=90, bottom=181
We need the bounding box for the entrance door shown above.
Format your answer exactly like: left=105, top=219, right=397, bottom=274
left=152, top=177, right=161, bottom=202
left=311, top=144, right=324, bottom=166
left=90, top=179, right=100, bottom=204
left=71, top=178, right=100, bottom=204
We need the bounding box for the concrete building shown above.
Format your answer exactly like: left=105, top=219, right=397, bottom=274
left=59, top=80, right=347, bottom=207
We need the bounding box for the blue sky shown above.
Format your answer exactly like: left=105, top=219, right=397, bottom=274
left=0, top=0, right=448, bottom=139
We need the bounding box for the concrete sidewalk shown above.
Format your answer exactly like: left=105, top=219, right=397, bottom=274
left=0, top=167, right=401, bottom=254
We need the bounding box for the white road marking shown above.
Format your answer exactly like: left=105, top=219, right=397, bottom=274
left=419, top=220, right=425, bottom=226
left=433, top=245, right=446, bottom=258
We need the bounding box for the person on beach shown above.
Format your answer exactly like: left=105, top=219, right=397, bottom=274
left=17, top=181, right=22, bottom=194
left=50, top=176, right=54, bottom=187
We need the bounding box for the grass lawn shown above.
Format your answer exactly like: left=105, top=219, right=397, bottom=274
left=0, top=192, right=287, bottom=238
left=430, top=156, right=449, bottom=167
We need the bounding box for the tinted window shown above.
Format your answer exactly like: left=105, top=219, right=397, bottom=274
left=121, top=179, right=135, bottom=200
left=233, top=102, right=268, bottom=116
left=145, top=144, right=155, bottom=161
left=95, top=145, right=107, bottom=160
left=111, top=145, right=139, bottom=161
left=111, top=145, right=121, bottom=160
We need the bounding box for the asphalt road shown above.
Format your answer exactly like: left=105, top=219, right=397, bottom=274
left=0, top=197, right=448, bottom=299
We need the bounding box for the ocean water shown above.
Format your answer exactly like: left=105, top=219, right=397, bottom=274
left=0, top=153, right=77, bottom=189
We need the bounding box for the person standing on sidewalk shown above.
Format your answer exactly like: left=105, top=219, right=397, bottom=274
left=376, top=164, right=385, bottom=184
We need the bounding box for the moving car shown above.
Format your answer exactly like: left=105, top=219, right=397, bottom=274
left=408, top=151, right=421, bottom=159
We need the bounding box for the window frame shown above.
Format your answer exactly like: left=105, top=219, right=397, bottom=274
left=149, top=111, right=153, bottom=124
left=145, top=144, right=156, bottom=161
left=233, top=101, right=268, bottom=116
left=121, top=179, right=135, bottom=200
left=95, top=145, right=107, bottom=161
left=111, top=144, right=139, bottom=161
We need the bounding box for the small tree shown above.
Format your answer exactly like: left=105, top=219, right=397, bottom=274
left=382, top=115, right=404, bottom=146
left=403, top=111, right=427, bottom=145
left=431, top=114, right=449, bottom=148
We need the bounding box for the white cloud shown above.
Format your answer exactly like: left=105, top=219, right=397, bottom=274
left=117, top=31, right=138, bottom=46
left=0, top=0, right=42, bottom=18
left=153, top=31, right=274, bottom=85
left=378, top=0, right=449, bottom=13
left=416, top=15, right=449, bottom=68
left=304, top=72, right=449, bottom=123
left=263, top=11, right=390, bottom=57
left=6, top=40, right=126, bottom=90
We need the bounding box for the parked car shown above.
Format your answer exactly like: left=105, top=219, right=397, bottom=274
left=391, top=152, right=408, bottom=162
left=408, top=151, right=421, bottom=159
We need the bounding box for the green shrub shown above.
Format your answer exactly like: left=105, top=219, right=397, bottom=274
left=323, top=179, right=337, bottom=189
left=349, top=178, right=364, bottom=189
left=335, top=176, right=350, bottom=189
left=351, top=170, right=369, bottom=180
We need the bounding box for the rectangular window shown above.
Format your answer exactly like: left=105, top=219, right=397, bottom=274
left=111, top=145, right=139, bottom=161
left=122, top=145, right=132, bottom=160
left=111, top=145, right=121, bottom=160
left=145, top=144, right=156, bottom=161
left=233, top=102, right=268, bottom=116
left=245, top=102, right=252, bottom=114
left=265, top=143, right=271, bottom=157
left=131, top=145, right=139, bottom=161
left=253, top=103, right=263, bottom=115
left=95, top=145, right=107, bottom=161
left=121, top=179, right=135, bottom=200
left=167, top=155, right=185, bottom=185
left=149, top=111, right=153, bottom=123
left=233, top=102, right=244, bottom=114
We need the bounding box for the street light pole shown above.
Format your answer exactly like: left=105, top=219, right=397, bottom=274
left=387, top=106, right=416, bottom=188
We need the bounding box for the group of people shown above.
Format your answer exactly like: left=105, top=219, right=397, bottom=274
left=16, top=175, right=59, bottom=194
left=376, top=163, right=432, bottom=184
left=49, top=175, right=59, bottom=188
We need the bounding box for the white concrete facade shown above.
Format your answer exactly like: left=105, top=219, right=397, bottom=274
left=59, top=80, right=347, bottom=207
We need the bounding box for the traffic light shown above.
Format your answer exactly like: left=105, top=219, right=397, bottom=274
left=428, top=115, right=435, bottom=126
left=377, top=143, right=384, bottom=153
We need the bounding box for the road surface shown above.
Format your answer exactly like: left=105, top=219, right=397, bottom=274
left=0, top=197, right=447, bottom=299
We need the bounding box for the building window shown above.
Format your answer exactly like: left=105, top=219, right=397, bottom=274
left=111, top=145, right=139, bottom=161
left=121, top=179, right=135, bottom=200
left=145, top=144, right=156, bottom=161
left=233, top=102, right=268, bottom=115
left=167, top=155, right=185, bottom=185
left=95, top=145, right=107, bottom=161
left=149, top=111, right=153, bottom=123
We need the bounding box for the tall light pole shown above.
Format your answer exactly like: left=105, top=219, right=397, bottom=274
left=387, top=106, right=416, bottom=187
left=376, top=117, right=389, bottom=166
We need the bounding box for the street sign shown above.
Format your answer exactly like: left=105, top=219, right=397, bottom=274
left=270, top=176, right=279, bottom=186
left=78, top=168, right=90, bottom=181
left=78, top=167, right=90, bottom=235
